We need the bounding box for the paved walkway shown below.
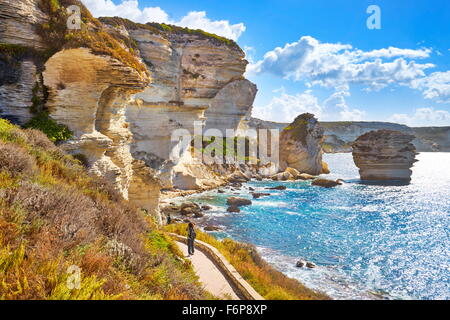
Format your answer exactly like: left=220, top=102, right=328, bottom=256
left=176, top=241, right=240, bottom=300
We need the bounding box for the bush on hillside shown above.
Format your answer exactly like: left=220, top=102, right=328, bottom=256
left=0, top=142, right=35, bottom=177
left=0, top=118, right=206, bottom=300
left=24, top=112, right=73, bottom=143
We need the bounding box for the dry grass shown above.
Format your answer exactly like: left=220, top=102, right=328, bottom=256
left=0, top=119, right=206, bottom=300
left=165, top=224, right=330, bottom=300
left=0, top=142, right=35, bottom=177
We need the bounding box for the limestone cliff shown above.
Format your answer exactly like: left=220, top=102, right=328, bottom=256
left=352, top=130, right=418, bottom=182
left=0, top=1, right=258, bottom=220
left=0, top=0, right=48, bottom=124
left=279, top=113, right=325, bottom=175
left=100, top=17, right=257, bottom=189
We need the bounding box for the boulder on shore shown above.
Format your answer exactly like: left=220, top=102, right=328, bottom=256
left=311, top=179, right=343, bottom=188
left=227, top=205, right=241, bottom=213
left=251, top=192, right=271, bottom=199
left=296, top=260, right=306, bottom=268
left=352, top=130, right=418, bottom=182
left=298, top=173, right=316, bottom=180
left=226, top=197, right=252, bottom=207
left=270, top=171, right=294, bottom=181
left=285, top=167, right=301, bottom=179
left=204, top=225, right=223, bottom=232
left=266, top=185, right=287, bottom=190
left=180, top=203, right=203, bottom=216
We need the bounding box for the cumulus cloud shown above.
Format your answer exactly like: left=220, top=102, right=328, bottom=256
left=252, top=88, right=323, bottom=123
left=81, top=0, right=245, bottom=40
left=411, top=71, right=450, bottom=103
left=389, top=107, right=450, bottom=127
left=247, top=36, right=434, bottom=90
left=323, top=86, right=366, bottom=121
left=253, top=87, right=365, bottom=123
left=355, top=47, right=432, bottom=60
left=176, top=11, right=245, bottom=41
left=81, top=0, right=169, bottom=23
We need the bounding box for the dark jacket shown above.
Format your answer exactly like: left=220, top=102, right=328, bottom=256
left=188, top=226, right=196, bottom=240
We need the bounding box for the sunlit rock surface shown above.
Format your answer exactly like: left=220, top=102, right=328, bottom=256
left=352, top=130, right=418, bottom=182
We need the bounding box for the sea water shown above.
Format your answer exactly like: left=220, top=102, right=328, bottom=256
left=183, top=153, right=450, bottom=300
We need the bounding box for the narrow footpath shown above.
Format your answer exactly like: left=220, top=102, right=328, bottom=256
left=176, top=241, right=241, bottom=300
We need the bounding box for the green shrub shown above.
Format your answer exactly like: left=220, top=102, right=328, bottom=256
left=24, top=112, right=73, bottom=143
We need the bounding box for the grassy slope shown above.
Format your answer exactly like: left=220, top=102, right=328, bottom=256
left=165, top=224, right=330, bottom=300
left=0, top=119, right=208, bottom=300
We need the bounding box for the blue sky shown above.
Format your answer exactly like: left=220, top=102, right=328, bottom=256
left=82, top=0, right=450, bottom=126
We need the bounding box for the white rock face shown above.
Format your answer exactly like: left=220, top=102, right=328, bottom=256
left=0, top=59, right=37, bottom=124
left=43, top=48, right=160, bottom=217
left=204, top=79, right=257, bottom=134
left=0, top=0, right=48, bottom=124
left=352, top=130, right=418, bottom=182
left=0, top=0, right=48, bottom=49
left=119, top=25, right=257, bottom=189
left=279, top=113, right=325, bottom=175
left=1, top=10, right=260, bottom=221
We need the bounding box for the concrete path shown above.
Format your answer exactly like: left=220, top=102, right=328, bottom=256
left=176, top=241, right=240, bottom=300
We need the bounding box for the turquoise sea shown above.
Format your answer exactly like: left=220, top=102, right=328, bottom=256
left=182, top=153, right=450, bottom=300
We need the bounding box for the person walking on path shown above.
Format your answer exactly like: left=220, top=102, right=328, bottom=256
left=187, top=222, right=196, bottom=256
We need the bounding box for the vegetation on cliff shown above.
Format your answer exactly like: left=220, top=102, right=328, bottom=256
left=99, top=16, right=242, bottom=52
left=283, top=113, right=316, bottom=147
left=0, top=119, right=207, bottom=300
left=24, top=112, right=73, bottom=143
left=37, top=0, right=148, bottom=76
left=165, top=224, right=329, bottom=300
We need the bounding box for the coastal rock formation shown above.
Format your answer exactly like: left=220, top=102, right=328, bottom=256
left=0, top=3, right=260, bottom=222
left=43, top=48, right=161, bottom=217
left=311, top=178, right=343, bottom=188
left=99, top=18, right=258, bottom=188
left=227, top=197, right=252, bottom=207
left=0, top=0, right=48, bottom=49
left=352, top=130, right=418, bottom=182
left=0, top=0, right=48, bottom=124
left=0, top=59, right=38, bottom=124
left=279, top=113, right=325, bottom=175
left=246, top=117, right=450, bottom=153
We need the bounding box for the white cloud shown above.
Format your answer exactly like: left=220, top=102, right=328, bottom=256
left=253, top=87, right=365, bottom=123
left=243, top=46, right=256, bottom=63
left=247, top=36, right=434, bottom=90
left=355, top=47, right=431, bottom=60
left=323, top=86, right=366, bottom=121
left=389, top=107, right=450, bottom=127
left=81, top=0, right=245, bottom=41
left=81, top=0, right=169, bottom=23
left=411, top=71, right=450, bottom=103
left=176, top=11, right=245, bottom=41
left=252, top=89, right=322, bottom=123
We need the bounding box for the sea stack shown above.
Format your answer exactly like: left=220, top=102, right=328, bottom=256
left=279, top=113, right=325, bottom=175
left=352, top=130, right=417, bottom=182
